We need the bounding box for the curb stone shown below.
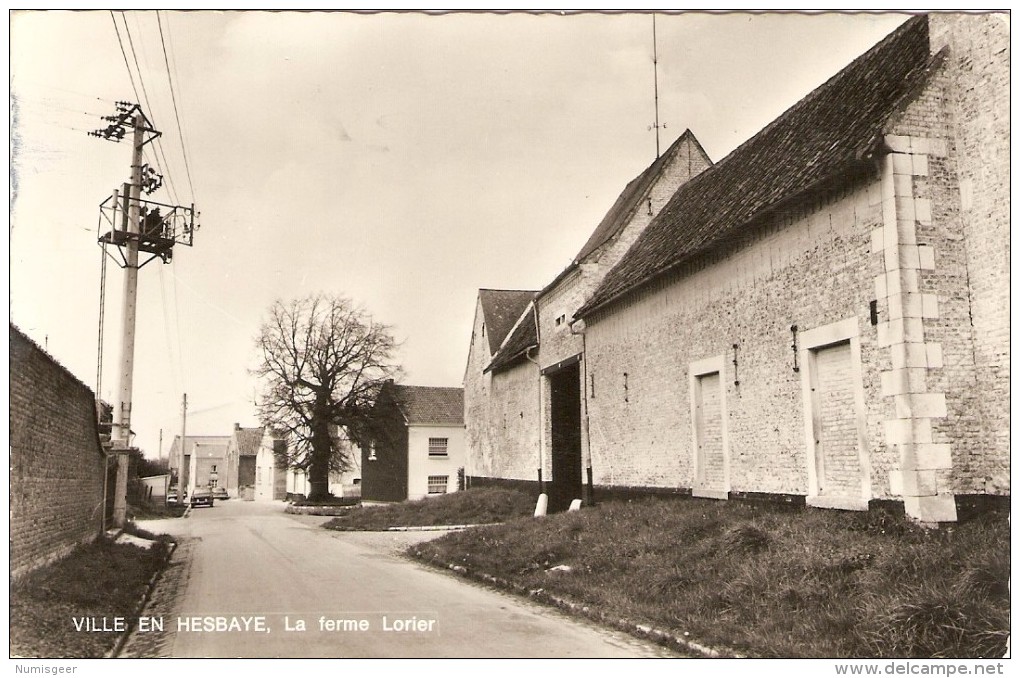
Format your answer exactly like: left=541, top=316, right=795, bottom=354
left=386, top=524, right=497, bottom=532
left=409, top=549, right=746, bottom=659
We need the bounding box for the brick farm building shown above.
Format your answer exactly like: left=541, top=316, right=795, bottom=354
left=463, top=14, right=1009, bottom=523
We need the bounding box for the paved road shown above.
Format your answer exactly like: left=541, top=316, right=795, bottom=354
left=124, top=499, right=677, bottom=658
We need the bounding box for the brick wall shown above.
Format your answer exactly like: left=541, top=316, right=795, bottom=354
left=10, top=324, right=108, bottom=580
left=464, top=297, right=494, bottom=477
left=585, top=177, right=885, bottom=495
left=930, top=13, right=1010, bottom=493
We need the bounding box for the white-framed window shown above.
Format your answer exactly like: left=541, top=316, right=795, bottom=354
left=367, top=443, right=377, bottom=461
left=427, top=475, right=448, bottom=495
left=428, top=437, right=449, bottom=458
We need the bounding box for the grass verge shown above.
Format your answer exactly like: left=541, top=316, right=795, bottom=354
left=292, top=495, right=360, bottom=507
left=410, top=497, right=1009, bottom=658
left=10, top=535, right=171, bottom=658
left=323, top=487, right=533, bottom=531
left=128, top=501, right=187, bottom=520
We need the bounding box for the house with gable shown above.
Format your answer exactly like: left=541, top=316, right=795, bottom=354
left=254, top=429, right=288, bottom=502
left=361, top=382, right=465, bottom=502
left=565, top=14, right=1009, bottom=523
left=465, top=130, right=713, bottom=511
left=224, top=423, right=264, bottom=499
left=463, top=289, right=537, bottom=484
left=168, top=434, right=231, bottom=497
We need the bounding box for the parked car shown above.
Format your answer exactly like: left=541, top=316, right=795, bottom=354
left=167, top=488, right=180, bottom=506
left=212, top=487, right=228, bottom=500
left=190, top=487, right=214, bottom=508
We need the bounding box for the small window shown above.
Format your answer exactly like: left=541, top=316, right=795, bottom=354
left=212, top=465, right=217, bottom=473
left=428, top=475, right=449, bottom=495
left=368, top=443, right=377, bottom=461
left=428, top=437, right=449, bottom=458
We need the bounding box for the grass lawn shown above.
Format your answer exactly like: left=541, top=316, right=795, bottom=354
left=10, top=534, right=172, bottom=658
left=411, top=497, right=1009, bottom=658
left=323, top=487, right=534, bottom=531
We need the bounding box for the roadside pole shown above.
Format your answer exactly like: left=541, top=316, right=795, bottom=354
left=111, top=114, right=145, bottom=528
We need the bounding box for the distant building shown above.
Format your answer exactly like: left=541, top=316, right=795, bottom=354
left=168, top=434, right=229, bottom=494
left=361, top=382, right=465, bottom=502
left=254, top=430, right=288, bottom=502
left=286, top=427, right=362, bottom=499
left=225, top=423, right=264, bottom=499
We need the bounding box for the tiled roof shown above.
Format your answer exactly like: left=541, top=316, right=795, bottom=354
left=390, top=384, right=464, bottom=426
left=578, top=15, right=932, bottom=318
left=574, top=129, right=710, bottom=263
left=235, top=427, right=265, bottom=457
left=170, top=435, right=231, bottom=457
left=478, top=289, right=537, bottom=355
left=485, top=304, right=538, bottom=374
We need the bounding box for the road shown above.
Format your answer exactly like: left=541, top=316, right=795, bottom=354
left=121, top=499, right=678, bottom=658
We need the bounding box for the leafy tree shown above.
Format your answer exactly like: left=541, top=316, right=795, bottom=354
left=254, top=293, right=400, bottom=500
left=136, top=455, right=169, bottom=478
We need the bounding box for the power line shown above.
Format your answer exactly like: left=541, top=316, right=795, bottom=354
left=11, top=79, right=119, bottom=105
left=120, top=11, right=156, bottom=124
left=121, top=11, right=182, bottom=206
left=170, top=259, right=188, bottom=392
left=158, top=265, right=183, bottom=394
left=12, top=93, right=110, bottom=119
left=110, top=11, right=143, bottom=109
left=111, top=10, right=185, bottom=209
left=157, top=10, right=197, bottom=204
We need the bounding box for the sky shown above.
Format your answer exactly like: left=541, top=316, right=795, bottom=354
left=9, top=10, right=912, bottom=461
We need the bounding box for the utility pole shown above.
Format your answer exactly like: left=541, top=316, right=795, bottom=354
left=109, top=113, right=145, bottom=529
left=158, top=428, right=163, bottom=463
left=180, top=393, right=188, bottom=494
left=92, top=101, right=199, bottom=528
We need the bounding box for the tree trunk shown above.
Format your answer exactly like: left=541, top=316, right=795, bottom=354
left=307, top=420, right=332, bottom=501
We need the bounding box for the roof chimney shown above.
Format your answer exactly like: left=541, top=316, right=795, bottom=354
left=234, top=422, right=241, bottom=431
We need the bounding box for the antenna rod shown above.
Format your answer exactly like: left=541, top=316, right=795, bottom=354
left=652, top=13, right=661, bottom=159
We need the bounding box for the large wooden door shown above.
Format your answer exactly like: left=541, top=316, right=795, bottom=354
left=694, top=371, right=725, bottom=494
left=811, top=341, right=863, bottom=499
left=549, top=363, right=582, bottom=512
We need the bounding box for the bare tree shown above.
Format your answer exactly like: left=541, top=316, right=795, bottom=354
left=254, top=293, right=400, bottom=500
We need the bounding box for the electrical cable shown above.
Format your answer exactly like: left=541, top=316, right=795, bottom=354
left=157, top=10, right=197, bottom=205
